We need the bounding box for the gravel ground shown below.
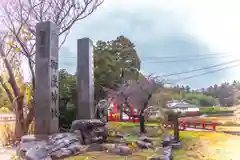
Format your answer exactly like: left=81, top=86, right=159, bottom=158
left=0, top=147, right=15, bottom=159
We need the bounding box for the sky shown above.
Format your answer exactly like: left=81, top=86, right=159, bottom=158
left=58, top=0, right=240, bottom=89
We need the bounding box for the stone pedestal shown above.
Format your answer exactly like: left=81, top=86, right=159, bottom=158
left=35, top=21, right=59, bottom=134
left=77, top=38, right=94, bottom=119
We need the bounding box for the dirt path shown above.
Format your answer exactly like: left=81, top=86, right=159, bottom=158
left=174, top=131, right=240, bottom=160
left=200, top=132, right=240, bottom=160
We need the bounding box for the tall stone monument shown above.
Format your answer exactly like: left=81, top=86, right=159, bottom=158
left=77, top=38, right=95, bottom=119
left=35, top=21, right=59, bottom=134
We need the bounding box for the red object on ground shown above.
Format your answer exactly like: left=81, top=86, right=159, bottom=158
left=109, top=112, right=113, bottom=121
left=202, top=121, right=206, bottom=129
left=182, top=122, right=186, bottom=130
left=131, top=104, right=134, bottom=113
left=135, top=118, right=140, bottom=123
left=212, top=122, right=217, bottom=130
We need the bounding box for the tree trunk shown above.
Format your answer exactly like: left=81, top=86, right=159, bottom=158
left=14, top=96, right=26, bottom=141
left=139, top=108, right=146, bottom=133
left=1, top=54, right=33, bottom=139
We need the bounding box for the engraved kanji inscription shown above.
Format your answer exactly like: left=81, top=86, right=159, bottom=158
left=51, top=90, right=58, bottom=105
left=51, top=59, right=58, bottom=70
left=51, top=107, right=58, bottom=118
left=51, top=74, right=58, bottom=88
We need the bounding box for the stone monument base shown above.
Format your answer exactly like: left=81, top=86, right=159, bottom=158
left=17, top=119, right=108, bottom=160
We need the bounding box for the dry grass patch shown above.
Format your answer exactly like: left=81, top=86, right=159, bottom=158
left=65, top=149, right=164, bottom=160
left=173, top=131, right=240, bottom=160
left=0, top=121, right=34, bottom=146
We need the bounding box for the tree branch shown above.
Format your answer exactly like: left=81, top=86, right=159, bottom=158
left=0, top=76, right=14, bottom=102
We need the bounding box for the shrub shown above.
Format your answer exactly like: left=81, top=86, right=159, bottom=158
left=200, top=107, right=234, bottom=114
left=59, top=103, right=76, bottom=131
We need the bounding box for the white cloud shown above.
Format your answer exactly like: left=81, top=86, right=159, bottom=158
left=21, top=0, right=240, bottom=86
left=100, top=0, right=240, bottom=82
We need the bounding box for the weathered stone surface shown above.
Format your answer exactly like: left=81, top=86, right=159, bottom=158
left=86, top=143, right=107, bottom=152
left=136, top=140, right=153, bottom=149
left=170, top=141, right=182, bottom=149
left=18, top=133, right=81, bottom=160
left=139, top=136, right=153, bottom=144
left=51, top=143, right=84, bottom=159
left=77, top=38, right=95, bottom=120
left=17, top=119, right=110, bottom=159
left=25, top=145, right=49, bottom=160
left=108, top=144, right=133, bottom=156
left=70, top=119, right=107, bottom=144
left=35, top=21, right=59, bottom=135
left=17, top=135, right=48, bottom=158
left=163, top=146, right=172, bottom=160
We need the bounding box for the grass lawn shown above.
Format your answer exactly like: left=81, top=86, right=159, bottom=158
left=1, top=121, right=240, bottom=160
left=65, top=122, right=165, bottom=160
left=199, top=107, right=234, bottom=115
left=65, top=149, right=163, bottom=160
left=173, top=131, right=240, bottom=160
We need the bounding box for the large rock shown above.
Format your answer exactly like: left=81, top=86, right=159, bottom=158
left=136, top=140, right=153, bottom=149
left=17, top=135, right=48, bottom=158
left=108, top=144, right=133, bottom=156
left=70, top=119, right=108, bottom=144
left=17, top=133, right=82, bottom=160
left=17, top=120, right=109, bottom=160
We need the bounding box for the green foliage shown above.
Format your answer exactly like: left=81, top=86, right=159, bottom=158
left=172, top=92, right=218, bottom=107
left=0, top=87, right=11, bottom=111
left=94, top=35, right=141, bottom=101
left=200, top=107, right=234, bottom=115
left=58, top=35, right=141, bottom=129
left=59, top=70, right=77, bottom=130
left=59, top=104, right=76, bottom=130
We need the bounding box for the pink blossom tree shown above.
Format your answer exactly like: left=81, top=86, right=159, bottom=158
left=105, top=74, right=166, bottom=133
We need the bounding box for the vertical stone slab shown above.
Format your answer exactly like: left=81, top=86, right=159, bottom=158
left=35, top=21, right=59, bottom=134
left=77, top=38, right=94, bottom=119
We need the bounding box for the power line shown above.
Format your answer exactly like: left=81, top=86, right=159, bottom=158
left=60, top=53, right=233, bottom=63
left=60, top=52, right=233, bottom=60
left=144, top=54, right=232, bottom=63
left=172, top=63, right=240, bottom=82
left=142, top=52, right=232, bottom=59
left=161, top=59, right=240, bottom=77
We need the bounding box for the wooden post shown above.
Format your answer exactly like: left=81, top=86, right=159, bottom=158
left=173, top=115, right=180, bottom=142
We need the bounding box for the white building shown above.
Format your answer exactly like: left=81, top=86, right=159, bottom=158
left=167, top=100, right=200, bottom=116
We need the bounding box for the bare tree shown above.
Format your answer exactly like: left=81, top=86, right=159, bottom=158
left=105, top=75, right=167, bottom=133
left=0, top=0, right=103, bottom=139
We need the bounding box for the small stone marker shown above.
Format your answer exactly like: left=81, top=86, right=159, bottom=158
left=77, top=38, right=95, bottom=119
left=35, top=21, right=59, bottom=134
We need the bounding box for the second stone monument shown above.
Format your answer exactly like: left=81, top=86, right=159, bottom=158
left=77, top=38, right=95, bottom=119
